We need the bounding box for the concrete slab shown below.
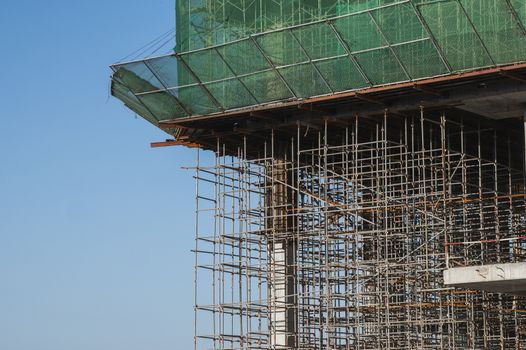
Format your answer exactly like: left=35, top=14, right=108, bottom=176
left=444, top=262, right=526, bottom=296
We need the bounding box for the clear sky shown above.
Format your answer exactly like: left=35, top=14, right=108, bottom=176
left=0, top=1, right=198, bottom=349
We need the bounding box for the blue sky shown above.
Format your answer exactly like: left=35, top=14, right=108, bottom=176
left=0, top=1, right=198, bottom=349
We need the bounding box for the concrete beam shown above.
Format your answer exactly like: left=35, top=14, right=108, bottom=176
left=444, top=262, right=526, bottom=296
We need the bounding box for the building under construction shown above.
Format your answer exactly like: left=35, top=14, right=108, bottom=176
left=111, top=1, right=526, bottom=349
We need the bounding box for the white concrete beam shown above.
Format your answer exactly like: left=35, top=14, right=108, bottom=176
left=444, top=262, right=526, bottom=296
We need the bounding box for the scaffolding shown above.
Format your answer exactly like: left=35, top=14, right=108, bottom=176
left=108, top=1, right=526, bottom=348
left=192, top=109, right=526, bottom=350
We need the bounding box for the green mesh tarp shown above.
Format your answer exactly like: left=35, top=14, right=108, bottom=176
left=112, top=0, right=526, bottom=129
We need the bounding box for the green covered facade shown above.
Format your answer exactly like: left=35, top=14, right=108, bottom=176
left=111, top=0, right=526, bottom=131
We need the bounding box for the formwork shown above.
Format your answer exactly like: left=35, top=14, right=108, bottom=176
left=109, top=1, right=526, bottom=349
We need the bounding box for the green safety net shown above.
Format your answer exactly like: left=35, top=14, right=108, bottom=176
left=112, top=0, right=526, bottom=130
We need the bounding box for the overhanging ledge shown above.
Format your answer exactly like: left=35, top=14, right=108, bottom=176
left=444, top=262, right=526, bottom=296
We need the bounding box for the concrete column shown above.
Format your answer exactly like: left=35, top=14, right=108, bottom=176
left=267, top=157, right=296, bottom=349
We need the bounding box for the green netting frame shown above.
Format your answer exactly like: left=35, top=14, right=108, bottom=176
left=112, top=0, right=526, bottom=128
left=175, top=0, right=436, bottom=53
